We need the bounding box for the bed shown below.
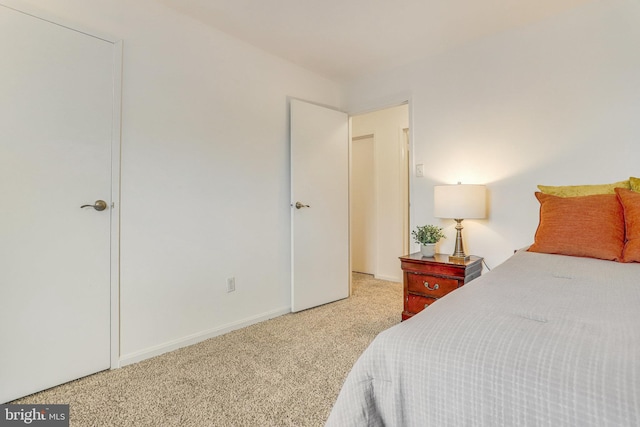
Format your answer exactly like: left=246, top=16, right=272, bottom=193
left=327, top=183, right=640, bottom=426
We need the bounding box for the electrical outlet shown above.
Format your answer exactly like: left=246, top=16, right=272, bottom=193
left=226, top=277, right=236, bottom=293
left=416, top=164, right=424, bottom=177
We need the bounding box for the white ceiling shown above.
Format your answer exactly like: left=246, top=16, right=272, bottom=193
left=157, top=0, right=593, bottom=82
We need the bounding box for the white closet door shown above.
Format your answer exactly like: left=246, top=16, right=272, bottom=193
left=0, top=5, right=115, bottom=402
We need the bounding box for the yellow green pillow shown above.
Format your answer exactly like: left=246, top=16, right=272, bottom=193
left=537, top=180, right=630, bottom=197
left=631, top=177, right=640, bottom=192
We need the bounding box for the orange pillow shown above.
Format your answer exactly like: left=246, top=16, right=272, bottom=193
left=528, top=192, right=624, bottom=261
left=615, top=188, right=640, bottom=262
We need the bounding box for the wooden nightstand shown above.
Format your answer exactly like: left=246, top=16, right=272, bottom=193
left=400, top=253, right=483, bottom=321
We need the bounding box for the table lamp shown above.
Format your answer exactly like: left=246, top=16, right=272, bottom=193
left=434, top=183, right=486, bottom=262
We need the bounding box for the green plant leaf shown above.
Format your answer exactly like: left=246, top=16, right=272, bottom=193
left=412, top=224, right=446, bottom=244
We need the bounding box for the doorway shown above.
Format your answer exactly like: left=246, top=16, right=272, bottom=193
left=351, top=134, right=376, bottom=274
left=350, top=104, right=410, bottom=283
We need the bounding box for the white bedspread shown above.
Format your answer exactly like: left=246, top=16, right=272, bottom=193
left=326, top=250, right=640, bottom=426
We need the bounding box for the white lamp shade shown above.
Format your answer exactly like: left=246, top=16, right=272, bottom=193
left=434, top=184, right=486, bottom=219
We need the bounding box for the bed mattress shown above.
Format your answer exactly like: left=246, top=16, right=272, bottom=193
left=326, top=250, right=640, bottom=426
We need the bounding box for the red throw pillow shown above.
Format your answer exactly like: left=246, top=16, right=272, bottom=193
left=615, top=187, right=640, bottom=263
left=528, top=192, right=624, bottom=261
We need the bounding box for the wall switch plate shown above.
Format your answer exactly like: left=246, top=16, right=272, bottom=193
left=416, top=164, right=424, bottom=177
left=226, top=277, right=236, bottom=293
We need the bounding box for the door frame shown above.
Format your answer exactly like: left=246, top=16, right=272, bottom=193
left=402, top=127, right=411, bottom=255
left=110, top=41, right=123, bottom=369
left=1, top=0, right=123, bottom=370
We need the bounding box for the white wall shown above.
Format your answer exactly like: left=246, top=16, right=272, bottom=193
left=351, top=105, right=409, bottom=282
left=345, top=0, right=640, bottom=270
left=12, top=0, right=640, bottom=366
left=11, top=0, right=343, bottom=363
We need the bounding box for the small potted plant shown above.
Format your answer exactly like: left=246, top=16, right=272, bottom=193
left=412, top=224, right=446, bottom=257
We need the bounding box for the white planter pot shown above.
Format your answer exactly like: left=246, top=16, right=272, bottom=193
left=420, top=243, right=436, bottom=257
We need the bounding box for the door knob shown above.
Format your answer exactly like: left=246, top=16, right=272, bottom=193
left=295, top=202, right=310, bottom=209
left=80, top=200, right=108, bottom=211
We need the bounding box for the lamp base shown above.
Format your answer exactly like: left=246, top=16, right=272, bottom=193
left=448, top=254, right=470, bottom=264
left=450, top=219, right=469, bottom=264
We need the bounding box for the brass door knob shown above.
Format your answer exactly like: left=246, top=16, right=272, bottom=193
left=80, top=200, right=107, bottom=211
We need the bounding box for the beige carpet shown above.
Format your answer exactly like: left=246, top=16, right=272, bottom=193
left=13, top=273, right=402, bottom=426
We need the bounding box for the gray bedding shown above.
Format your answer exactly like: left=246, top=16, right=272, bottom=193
left=326, top=250, right=640, bottom=426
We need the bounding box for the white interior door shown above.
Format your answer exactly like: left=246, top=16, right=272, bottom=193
left=290, top=99, right=349, bottom=312
left=0, top=5, right=116, bottom=403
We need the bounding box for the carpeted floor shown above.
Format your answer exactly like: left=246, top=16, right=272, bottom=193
left=12, top=273, right=402, bottom=426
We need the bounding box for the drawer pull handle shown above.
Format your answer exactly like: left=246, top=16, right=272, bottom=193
left=424, top=281, right=439, bottom=291
left=423, top=297, right=439, bottom=309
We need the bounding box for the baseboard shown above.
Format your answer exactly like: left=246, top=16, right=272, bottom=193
left=374, top=274, right=402, bottom=283
left=119, top=306, right=291, bottom=367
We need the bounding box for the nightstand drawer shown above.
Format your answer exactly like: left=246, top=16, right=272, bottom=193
left=406, top=273, right=459, bottom=297
left=406, top=293, right=439, bottom=314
